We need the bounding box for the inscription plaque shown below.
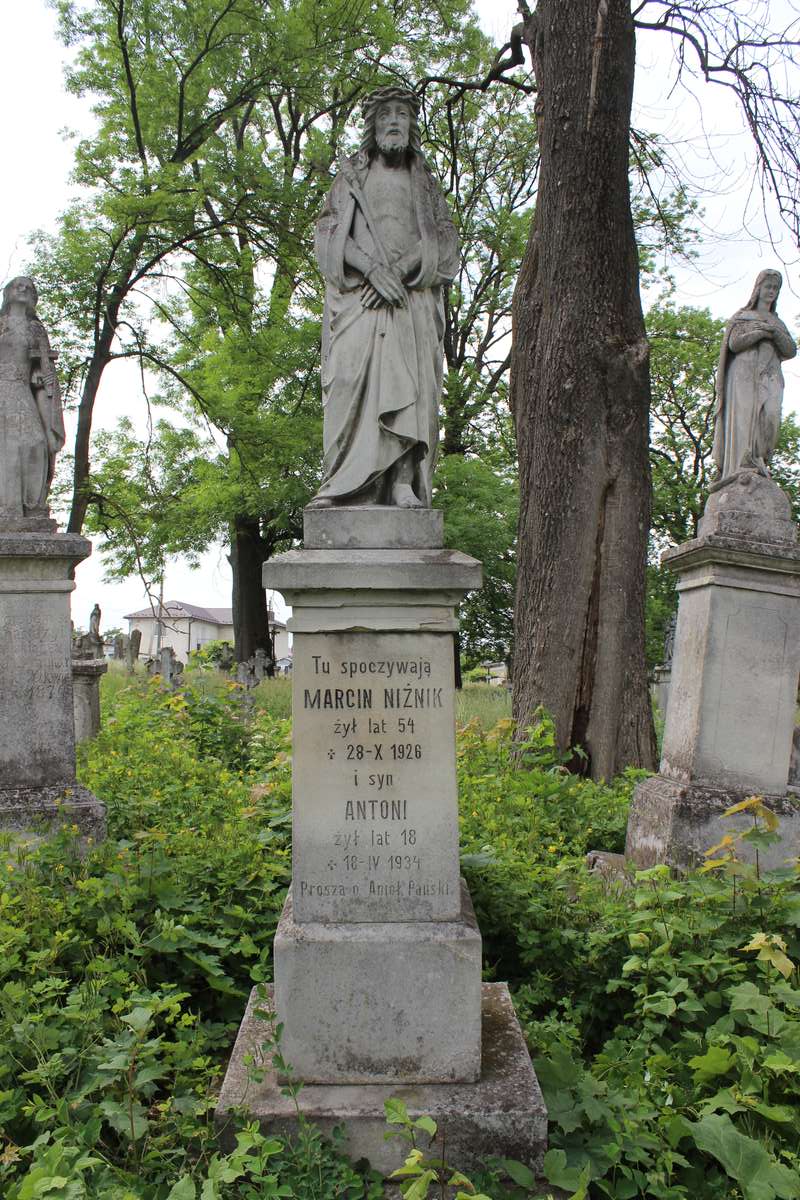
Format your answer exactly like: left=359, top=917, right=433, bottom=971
left=292, top=630, right=461, bottom=922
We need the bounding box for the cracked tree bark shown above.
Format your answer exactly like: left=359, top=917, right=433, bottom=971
left=511, top=0, right=656, bottom=780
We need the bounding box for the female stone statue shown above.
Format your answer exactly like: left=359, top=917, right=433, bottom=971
left=0, top=276, right=65, bottom=521
left=712, top=270, right=797, bottom=480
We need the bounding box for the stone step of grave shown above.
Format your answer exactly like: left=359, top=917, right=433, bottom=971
left=626, top=776, right=800, bottom=870
left=215, top=982, right=547, bottom=1178
left=273, top=880, right=481, bottom=1084
left=0, top=784, right=106, bottom=848
left=303, top=505, right=444, bottom=551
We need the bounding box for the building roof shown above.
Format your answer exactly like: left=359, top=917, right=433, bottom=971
left=124, top=600, right=286, bottom=629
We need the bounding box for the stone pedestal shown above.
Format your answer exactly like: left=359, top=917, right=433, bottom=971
left=215, top=984, right=547, bottom=1177
left=72, top=658, right=108, bottom=743
left=217, top=507, right=546, bottom=1172
left=627, top=473, right=800, bottom=868
left=651, top=663, right=671, bottom=719
left=0, top=532, right=105, bottom=840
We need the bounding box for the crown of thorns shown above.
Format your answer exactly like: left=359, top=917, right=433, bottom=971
left=362, top=86, right=420, bottom=119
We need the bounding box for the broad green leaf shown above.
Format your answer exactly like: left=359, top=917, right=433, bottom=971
left=413, top=1115, right=437, bottom=1137
left=690, top=1113, right=800, bottom=1200
left=166, top=1180, right=196, bottom=1200
left=688, top=1045, right=735, bottom=1082
left=403, top=1168, right=438, bottom=1200
left=499, top=1158, right=537, bottom=1188
left=543, top=1149, right=592, bottom=1190
left=384, top=1097, right=410, bottom=1126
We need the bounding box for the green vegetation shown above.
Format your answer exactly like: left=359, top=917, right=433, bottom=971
left=0, top=679, right=798, bottom=1197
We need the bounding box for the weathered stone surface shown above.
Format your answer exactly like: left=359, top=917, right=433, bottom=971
left=215, top=983, right=547, bottom=1177
left=700, top=470, right=796, bottom=545
left=304, top=506, right=444, bottom=550
left=310, top=88, right=458, bottom=510
left=0, top=533, right=92, bottom=786
left=0, top=784, right=106, bottom=844
left=0, top=531, right=104, bottom=841
left=265, top=547, right=482, bottom=600
left=711, top=270, right=797, bottom=482
left=292, top=629, right=460, bottom=922
left=626, top=775, right=800, bottom=870
left=652, top=663, right=671, bottom=719
left=0, top=276, right=66, bottom=527
left=72, top=658, right=108, bottom=743
left=657, top=541, right=800, bottom=796
left=274, top=881, right=481, bottom=1083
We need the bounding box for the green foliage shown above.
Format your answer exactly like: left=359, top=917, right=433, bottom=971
left=3, top=682, right=800, bottom=1197
left=532, top=850, right=800, bottom=1200
left=384, top=1098, right=493, bottom=1200
left=436, top=455, right=518, bottom=663
left=188, top=640, right=234, bottom=668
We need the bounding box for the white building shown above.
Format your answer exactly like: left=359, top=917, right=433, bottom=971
left=124, top=600, right=289, bottom=662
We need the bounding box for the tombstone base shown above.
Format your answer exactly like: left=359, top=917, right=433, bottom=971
left=274, top=880, right=482, bottom=1084
left=626, top=775, right=800, bottom=870
left=0, top=783, right=106, bottom=845
left=215, top=983, right=547, bottom=1177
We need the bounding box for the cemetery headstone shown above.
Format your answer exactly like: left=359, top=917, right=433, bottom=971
left=216, top=88, right=546, bottom=1176
left=652, top=612, right=676, bottom=717
left=126, top=628, right=141, bottom=673
left=0, top=276, right=105, bottom=841
left=627, top=270, right=800, bottom=868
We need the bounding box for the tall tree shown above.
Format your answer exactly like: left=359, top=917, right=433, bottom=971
left=32, top=0, right=416, bottom=537
left=506, top=0, right=799, bottom=779
left=511, top=0, right=655, bottom=779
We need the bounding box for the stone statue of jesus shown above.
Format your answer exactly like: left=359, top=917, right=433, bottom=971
left=309, top=86, right=459, bottom=509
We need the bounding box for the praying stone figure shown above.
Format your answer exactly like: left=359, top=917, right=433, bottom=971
left=712, top=270, right=797, bottom=481
left=0, top=276, right=65, bottom=525
left=88, top=603, right=104, bottom=658
left=309, top=86, right=459, bottom=509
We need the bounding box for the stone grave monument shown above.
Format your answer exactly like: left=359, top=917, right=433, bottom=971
left=71, top=606, right=108, bottom=743
left=0, top=276, right=105, bottom=840
left=216, top=87, right=546, bottom=1175
left=627, top=269, right=800, bottom=868
left=651, top=613, right=676, bottom=718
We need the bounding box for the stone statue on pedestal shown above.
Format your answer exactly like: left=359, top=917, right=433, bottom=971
left=712, top=270, right=797, bottom=481
left=309, top=86, right=459, bottom=510
left=0, top=276, right=105, bottom=843
left=88, top=603, right=104, bottom=658
left=0, top=276, right=65, bottom=526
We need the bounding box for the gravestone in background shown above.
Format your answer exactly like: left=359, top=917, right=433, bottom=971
left=0, top=275, right=105, bottom=842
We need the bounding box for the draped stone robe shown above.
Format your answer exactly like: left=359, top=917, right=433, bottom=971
left=712, top=308, right=797, bottom=479
left=313, top=152, right=459, bottom=504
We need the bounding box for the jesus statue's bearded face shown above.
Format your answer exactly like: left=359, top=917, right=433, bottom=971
left=375, top=100, right=412, bottom=157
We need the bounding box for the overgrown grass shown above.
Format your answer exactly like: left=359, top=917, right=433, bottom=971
left=456, top=682, right=512, bottom=728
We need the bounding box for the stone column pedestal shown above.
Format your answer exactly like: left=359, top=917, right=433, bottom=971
left=0, top=532, right=106, bottom=841
left=651, top=663, right=671, bottom=719
left=72, top=657, right=109, bottom=743
left=216, top=508, right=546, bottom=1174
left=627, top=473, right=800, bottom=868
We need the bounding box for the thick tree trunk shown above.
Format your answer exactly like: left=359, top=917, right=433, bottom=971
left=67, top=324, right=116, bottom=535
left=229, top=515, right=271, bottom=662
left=511, top=0, right=656, bottom=780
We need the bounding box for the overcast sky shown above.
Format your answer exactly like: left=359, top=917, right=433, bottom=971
left=0, top=0, right=797, bottom=633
